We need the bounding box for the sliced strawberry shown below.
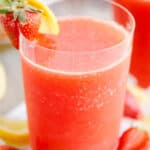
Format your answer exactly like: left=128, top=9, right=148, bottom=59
left=0, top=0, right=41, bottom=49
left=124, top=89, right=142, bottom=119
left=19, top=11, right=41, bottom=41
left=0, top=11, right=40, bottom=49
left=0, top=145, right=19, bottom=150
left=118, top=128, right=149, bottom=150
left=0, top=13, right=19, bottom=49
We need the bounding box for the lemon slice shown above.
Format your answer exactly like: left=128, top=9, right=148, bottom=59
left=0, top=64, right=6, bottom=100
left=0, top=118, right=29, bottom=146
left=28, top=0, right=59, bottom=34
left=127, top=83, right=149, bottom=104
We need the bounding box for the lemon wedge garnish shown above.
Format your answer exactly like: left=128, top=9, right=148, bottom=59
left=0, top=118, right=29, bottom=146
left=0, top=64, right=6, bottom=100
left=28, top=0, right=59, bottom=34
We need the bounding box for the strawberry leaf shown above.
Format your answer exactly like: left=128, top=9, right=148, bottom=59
left=0, top=7, right=11, bottom=13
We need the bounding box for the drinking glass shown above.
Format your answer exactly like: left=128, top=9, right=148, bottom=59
left=20, top=0, right=135, bottom=149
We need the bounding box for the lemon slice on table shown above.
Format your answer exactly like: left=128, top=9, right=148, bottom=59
left=0, top=118, right=29, bottom=146
left=0, top=64, right=6, bottom=100
left=28, top=0, right=59, bottom=34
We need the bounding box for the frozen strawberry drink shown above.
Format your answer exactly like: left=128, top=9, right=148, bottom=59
left=20, top=0, right=135, bottom=150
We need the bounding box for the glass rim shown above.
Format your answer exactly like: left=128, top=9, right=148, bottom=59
left=20, top=0, right=135, bottom=55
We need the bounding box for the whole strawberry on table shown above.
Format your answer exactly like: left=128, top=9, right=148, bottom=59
left=118, top=127, right=150, bottom=150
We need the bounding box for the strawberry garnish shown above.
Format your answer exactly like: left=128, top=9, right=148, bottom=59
left=0, top=0, right=41, bottom=49
left=118, top=127, right=149, bottom=150
left=19, top=11, right=41, bottom=41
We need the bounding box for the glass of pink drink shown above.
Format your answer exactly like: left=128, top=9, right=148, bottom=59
left=20, top=0, right=135, bottom=150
